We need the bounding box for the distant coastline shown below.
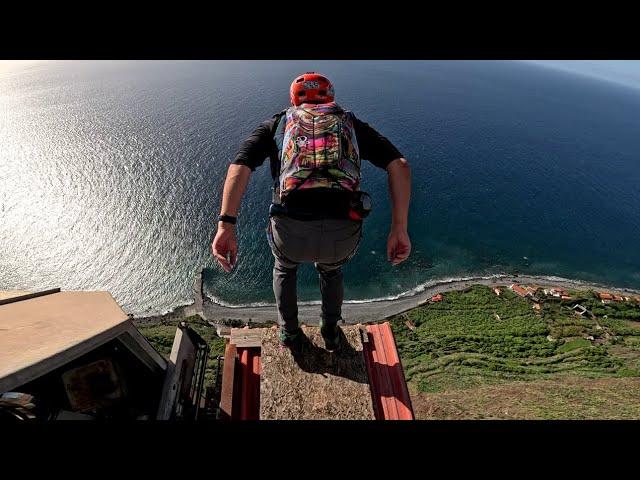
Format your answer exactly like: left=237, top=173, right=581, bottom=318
left=132, top=273, right=640, bottom=326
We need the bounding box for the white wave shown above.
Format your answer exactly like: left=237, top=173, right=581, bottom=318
left=205, top=273, right=504, bottom=308
left=135, top=298, right=195, bottom=317
left=196, top=272, right=640, bottom=311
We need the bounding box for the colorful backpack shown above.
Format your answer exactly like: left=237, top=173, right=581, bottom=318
left=273, top=103, right=361, bottom=201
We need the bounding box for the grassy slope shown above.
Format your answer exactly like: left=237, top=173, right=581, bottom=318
left=409, top=377, right=640, bottom=419
left=389, top=285, right=640, bottom=419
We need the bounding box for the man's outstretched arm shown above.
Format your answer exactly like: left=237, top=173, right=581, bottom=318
left=212, top=115, right=277, bottom=272
left=351, top=117, right=411, bottom=265
left=211, top=164, right=252, bottom=272
left=386, top=157, right=412, bottom=265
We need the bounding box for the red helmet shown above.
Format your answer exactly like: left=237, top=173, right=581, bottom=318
left=290, top=72, right=335, bottom=106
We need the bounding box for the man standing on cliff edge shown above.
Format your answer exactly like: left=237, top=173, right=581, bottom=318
left=212, top=72, right=411, bottom=353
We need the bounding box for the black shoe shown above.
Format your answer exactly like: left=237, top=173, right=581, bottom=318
left=279, top=327, right=304, bottom=354
left=320, top=324, right=341, bottom=352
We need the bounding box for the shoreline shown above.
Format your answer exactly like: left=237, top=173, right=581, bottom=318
left=132, top=273, right=640, bottom=326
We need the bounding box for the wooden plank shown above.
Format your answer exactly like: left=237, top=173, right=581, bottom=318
left=218, top=342, right=237, bottom=420
left=156, top=325, right=198, bottom=420
left=230, top=327, right=265, bottom=348
left=0, top=290, right=36, bottom=303
left=0, top=288, right=60, bottom=305
left=260, top=325, right=375, bottom=420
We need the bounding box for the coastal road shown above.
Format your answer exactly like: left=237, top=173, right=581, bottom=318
left=198, top=275, right=640, bottom=325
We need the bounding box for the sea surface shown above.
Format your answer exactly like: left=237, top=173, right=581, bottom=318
left=1, top=60, right=639, bottom=315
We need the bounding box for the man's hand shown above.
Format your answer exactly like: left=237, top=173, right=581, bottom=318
left=212, top=223, right=238, bottom=272
left=387, top=225, right=411, bottom=265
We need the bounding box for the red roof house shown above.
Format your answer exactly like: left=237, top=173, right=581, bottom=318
left=510, top=284, right=529, bottom=297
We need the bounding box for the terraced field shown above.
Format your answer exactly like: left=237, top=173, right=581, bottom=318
left=390, top=285, right=640, bottom=419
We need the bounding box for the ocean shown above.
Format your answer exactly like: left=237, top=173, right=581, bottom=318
left=1, top=60, right=639, bottom=315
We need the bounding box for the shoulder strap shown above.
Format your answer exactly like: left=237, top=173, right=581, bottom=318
left=271, top=109, right=288, bottom=203
left=271, top=109, right=287, bottom=134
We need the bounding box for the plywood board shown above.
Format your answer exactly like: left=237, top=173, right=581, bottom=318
left=0, top=291, right=130, bottom=392
left=230, top=327, right=265, bottom=348
left=260, top=325, right=375, bottom=420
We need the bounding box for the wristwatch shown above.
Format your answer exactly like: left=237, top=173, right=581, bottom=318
left=218, top=214, right=237, bottom=225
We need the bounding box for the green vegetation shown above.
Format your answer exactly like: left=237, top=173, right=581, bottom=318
left=557, top=338, right=591, bottom=353
left=136, top=315, right=226, bottom=389
left=134, top=286, right=640, bottom=419
left=389, top=285, right=640, bottom=418
left=586, top=298, right=640, bottom=321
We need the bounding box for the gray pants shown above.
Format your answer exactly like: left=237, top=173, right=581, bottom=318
left=266, top=215, right=362, bottom=332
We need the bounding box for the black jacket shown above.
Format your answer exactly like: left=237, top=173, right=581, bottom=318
left=232, top=107, right=403, bottom=216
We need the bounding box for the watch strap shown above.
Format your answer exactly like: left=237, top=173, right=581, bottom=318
left=218, top=214, right=237, bottom=225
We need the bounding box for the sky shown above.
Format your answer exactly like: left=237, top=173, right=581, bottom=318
left=3, top=60, right=640, bottom=92
left=0, top=60, right=40, bottom=73
left=528, top=60, right=640, bottom=91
